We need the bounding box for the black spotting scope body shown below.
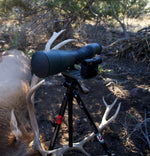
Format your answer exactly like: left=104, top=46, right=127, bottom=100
left=31, top=43, right=102, bottom=78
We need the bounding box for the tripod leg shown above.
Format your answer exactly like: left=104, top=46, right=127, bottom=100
left=74, top=91, right=98, bottom=132
left=67, top=92, right=73, bottom=147
left=74, top=91, right=111, bottom=156
left=48, top=95, right=68, bottom=152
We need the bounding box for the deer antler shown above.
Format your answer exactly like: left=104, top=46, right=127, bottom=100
left=100, top=97, right=121, bottom=130
left=45, top=29, right=65, bottom=52
left=65, top=97, right=121, bottom=156
left=26, top=80, right=72, bottom=156
left=27, top=89, right=121, bottom=156
left=54, top=97, right=121, bottom=156
left=30, top=29, right=75, bottom=101
left=52, top=39, right=75, bottom=50
left=44, top=29, right=75, bottom=52
left=26, top=80, right=46, bottom=155
left=27, top=29, right=76, bottom=156
left=27, top=28, right=120, bottom=155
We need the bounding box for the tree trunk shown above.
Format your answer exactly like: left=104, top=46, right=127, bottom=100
left=110, top=2, right=129, bottom=37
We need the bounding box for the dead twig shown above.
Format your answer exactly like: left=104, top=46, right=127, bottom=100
left=129, top=111, right=150, bottom=149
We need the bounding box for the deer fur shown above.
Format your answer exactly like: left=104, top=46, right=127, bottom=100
left=0, top=49, right=37, bottom=155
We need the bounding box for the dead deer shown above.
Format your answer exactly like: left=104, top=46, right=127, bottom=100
left=0, top=49, right=33, bottom=155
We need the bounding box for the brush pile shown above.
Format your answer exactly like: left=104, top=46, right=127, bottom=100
left=104, top=26, right=150, bottom=63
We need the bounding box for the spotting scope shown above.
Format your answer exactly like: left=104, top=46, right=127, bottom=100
left=31, top=43, right=102, bottom=78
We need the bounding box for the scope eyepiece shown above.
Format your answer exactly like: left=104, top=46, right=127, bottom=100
left=81, top=56, right=102, bottom=78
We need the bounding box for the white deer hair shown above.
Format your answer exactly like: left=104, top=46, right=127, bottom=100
left=10, top=109, right=22, bottom=140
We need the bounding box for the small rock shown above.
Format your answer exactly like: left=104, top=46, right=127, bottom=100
left=130, top=88, right=144, bottom=98
left=83, top=118, right=88, bottom=122
left=130, top=87, right=143, bottom=98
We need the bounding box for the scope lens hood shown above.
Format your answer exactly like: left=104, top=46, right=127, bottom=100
left=31, top=51, right=50, bottom=78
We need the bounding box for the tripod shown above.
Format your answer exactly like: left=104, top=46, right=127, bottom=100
left=48, top=73, right=111, bottom=156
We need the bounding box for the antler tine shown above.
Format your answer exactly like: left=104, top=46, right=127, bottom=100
left=45, top=143, right=91, bottom=156
left=102, top=96, right=118, bottom=108
left=99, top=97, right=121, bottom=130
left=102, top=97, right=118, bottom=120
left=30, top=74, right=40, bottom=102
left=45, top=29, right=66, bottom=52
left=52, top=39, right=76, bottom=50
left=26, top=79, right=66, bottom=156
left=73, top=134, right=94, bottom=156
left=26, top=80, right=47, bottom=155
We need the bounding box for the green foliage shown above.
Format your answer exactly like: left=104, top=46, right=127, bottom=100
left=0, top=0, right=150, bottom=49
left=93, top=0, right=149, bottom=18
left=24, top=49, right=35, bottom=58
left=0, top=0, right=38, bottom=17
left=91, top=0, right=150, bottom=35
left=1, top=0, right=149, bottom=25
left=1, top=0, right=149, bottom=20
left=46, top=0, right=95, bottom=20
left=45, top=0, right=150, bottom=35
left=98, top=65, right=114, bottom=76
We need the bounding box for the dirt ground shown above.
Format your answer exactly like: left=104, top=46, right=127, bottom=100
left=0, top=18, right=150, bottom=156
left=34, top=55, right=150, bottom=156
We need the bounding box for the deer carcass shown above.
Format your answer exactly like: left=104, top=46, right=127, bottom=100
left=0, top=49, right=37, bottom=155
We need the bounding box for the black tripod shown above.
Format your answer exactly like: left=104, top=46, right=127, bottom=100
left=48, top=73, right=111, bottom=156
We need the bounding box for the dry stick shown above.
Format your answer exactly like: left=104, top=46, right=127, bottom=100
left=144, top=111, right=150, bottom=149
left=104, top=35, right=150, bottom=62
left=130, top=117, right=150, bottom=148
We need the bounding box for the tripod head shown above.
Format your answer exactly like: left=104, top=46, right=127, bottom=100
left=62, top=72, right=89, bottom=94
